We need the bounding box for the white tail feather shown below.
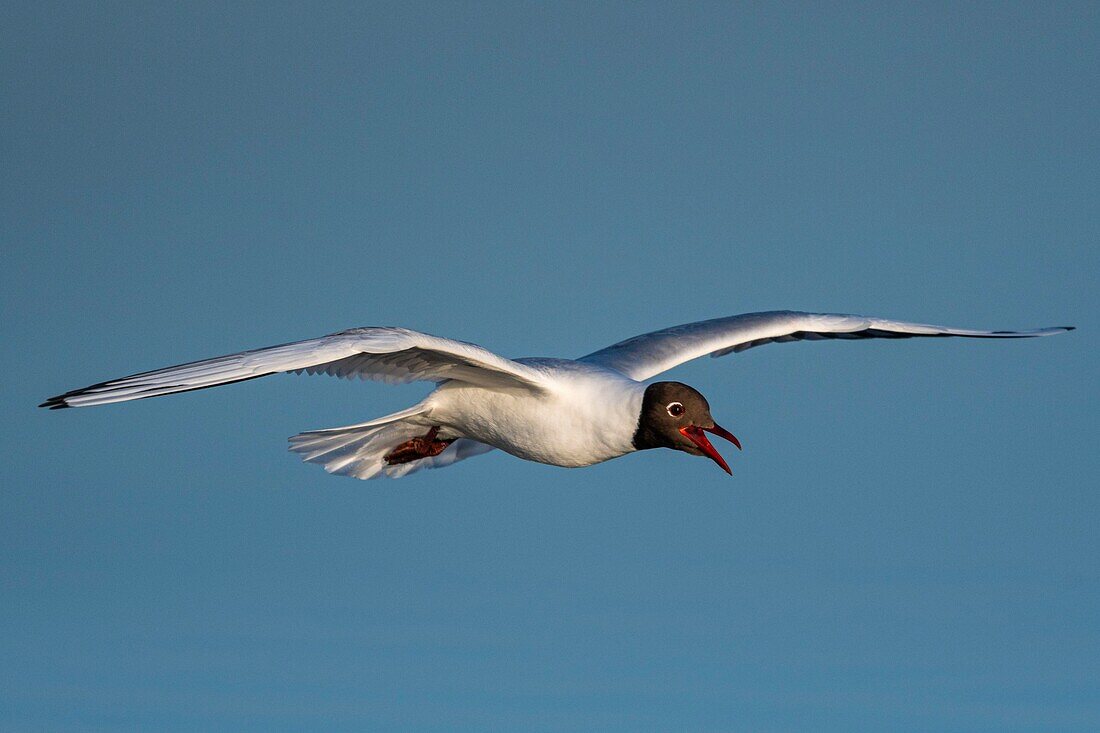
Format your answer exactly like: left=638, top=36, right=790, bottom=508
left=287, top=405, right=493, bottom=480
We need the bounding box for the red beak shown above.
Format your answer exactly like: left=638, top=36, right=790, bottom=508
left=679, top=423, right=742, bottom=475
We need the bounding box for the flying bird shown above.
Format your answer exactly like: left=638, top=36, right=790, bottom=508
left=41, top=311, right=1072, bottom=480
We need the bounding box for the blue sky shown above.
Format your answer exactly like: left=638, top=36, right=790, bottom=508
left=2, top=2, right=1097, bottom=731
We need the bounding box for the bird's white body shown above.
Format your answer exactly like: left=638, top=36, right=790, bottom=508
left=42, top=310, right=1072, bottom=480
left=426, top=359, right=644, bottom=467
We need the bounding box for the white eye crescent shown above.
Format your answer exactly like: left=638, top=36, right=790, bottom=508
left=666, top=401, right=685, bottom=417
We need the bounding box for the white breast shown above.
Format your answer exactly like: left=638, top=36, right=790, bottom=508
left=423, top=360, right=645, bottom=467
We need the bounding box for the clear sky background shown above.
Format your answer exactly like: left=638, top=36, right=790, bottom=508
left=2, top=2, right=1097, bottom=731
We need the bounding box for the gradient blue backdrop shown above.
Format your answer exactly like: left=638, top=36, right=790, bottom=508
left=3, top=3, right=1097, bottom=731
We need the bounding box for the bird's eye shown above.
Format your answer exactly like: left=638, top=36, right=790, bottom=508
left=666, top=402, right=685, bottom=417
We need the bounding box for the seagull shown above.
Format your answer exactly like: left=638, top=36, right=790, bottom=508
left=41, top=311, right=1072, bottom=480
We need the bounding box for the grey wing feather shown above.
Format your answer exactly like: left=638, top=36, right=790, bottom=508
left=42, top=327, right=546, bottom=409
left=580, top=310, right=1073, bottom=381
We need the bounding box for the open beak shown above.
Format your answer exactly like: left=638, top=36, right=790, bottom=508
left=679, top=423, right=742, bottom=475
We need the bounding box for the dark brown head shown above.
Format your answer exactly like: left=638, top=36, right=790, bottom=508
left=632, top=381, right=741, bottom=474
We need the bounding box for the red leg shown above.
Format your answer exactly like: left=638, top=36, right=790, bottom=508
left=383, top=426, right=456, bottom=465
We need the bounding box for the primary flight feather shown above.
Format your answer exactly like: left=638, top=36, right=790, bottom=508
left=41, top=311, right=1072, bottom=480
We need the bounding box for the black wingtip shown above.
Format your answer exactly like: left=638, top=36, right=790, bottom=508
left=40, top=395, right=72, bottom=410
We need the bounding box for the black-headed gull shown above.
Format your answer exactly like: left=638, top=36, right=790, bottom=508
left=41, top=311, right=1072, bottom=480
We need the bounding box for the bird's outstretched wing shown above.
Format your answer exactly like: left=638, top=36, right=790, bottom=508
left=580, top=310, right=1073, bottom=382
left=41, top=327, right=546, bottom=409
